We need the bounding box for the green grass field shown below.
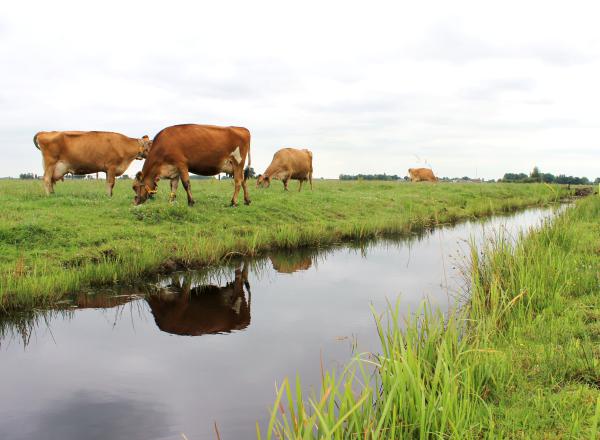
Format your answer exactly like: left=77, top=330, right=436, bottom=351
left=261, top=196, right=600, bottom=439
left=0, top=179, right=567, bottom=310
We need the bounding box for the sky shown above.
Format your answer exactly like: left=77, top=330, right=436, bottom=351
left=1, top=0, right=598, bottom=180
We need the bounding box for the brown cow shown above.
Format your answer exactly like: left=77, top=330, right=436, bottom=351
left=256, top=148, right=313, bottom=191
left=132, top=124, right=251, bottom=207
left=146, top=264, right=251, bottom=336
left=408, top=168, right=438, bottom=182
left=33, top=131, right=152, bottom=196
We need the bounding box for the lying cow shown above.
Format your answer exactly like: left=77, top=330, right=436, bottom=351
left=132, top=124, right=251, bottom=207
left=408, top=167, right=438, bottom=182
left=256, top=148, right=313, bottom=191
left=34, top=131, right=152, bottom=196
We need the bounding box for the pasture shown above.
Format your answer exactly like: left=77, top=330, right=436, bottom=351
left=0, top=179, right=566, bottom=310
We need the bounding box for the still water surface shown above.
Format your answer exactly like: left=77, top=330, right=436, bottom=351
left=0, top=206, right=561, bottom=440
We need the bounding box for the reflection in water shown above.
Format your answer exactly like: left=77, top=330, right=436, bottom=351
left=71, top=292, right=139, bottom=309
left=0, top=391, right=174, bottom=440
left=148, top=263, right=251, bottom=336
left=269, top=250, right=314, bottom=273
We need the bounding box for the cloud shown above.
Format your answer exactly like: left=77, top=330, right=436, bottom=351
left=413, top=23, right=590, bottom=66
left=0, top=0, right=598, bottom=180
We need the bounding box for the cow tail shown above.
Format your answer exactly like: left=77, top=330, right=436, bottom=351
left=244, top=138, right=251, bottom=180
left=33, top=133, right=41, bottom=150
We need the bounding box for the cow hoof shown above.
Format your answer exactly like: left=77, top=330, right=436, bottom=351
left=230, top=202, right=238, bottom=208
left=188, top=200, right=195, bottom=207
left=244, top=200, right=251, bottom=206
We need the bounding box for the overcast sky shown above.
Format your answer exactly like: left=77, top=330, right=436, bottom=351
left=1, top=0, right=598, bottom=179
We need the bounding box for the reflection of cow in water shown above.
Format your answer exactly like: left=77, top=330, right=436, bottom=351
left=268, top=249, right=319, bottom=274
left=147, top=264, right=251, bottom=336
left=269, top=255, right=312, bottom=273
left=71, top=293, right=135, bottom=309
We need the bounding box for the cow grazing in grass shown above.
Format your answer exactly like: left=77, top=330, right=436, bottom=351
left=132, top=124, right=251, bottom=207
left=34, top=131, right=152, bottom=196
left=147, top=265, right=251, bottom=336
left=408, top=168, right=438, bottom=182
left=256, top=148, right=313, bottom=191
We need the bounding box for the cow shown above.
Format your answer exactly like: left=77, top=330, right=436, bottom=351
left=146, top=264, right=251, bottom=336
left=33, top=131, right=152, bottom=196
left=408, top=167, right=438, bottom=182
left=132, top=124, right=251, bottom=207
left=256, top=147, right=313, bottom=191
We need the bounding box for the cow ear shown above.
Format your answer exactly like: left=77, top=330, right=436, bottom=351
left=142, top=135, right=149, bottom=140
left=135, top=171, right=143, bottom=181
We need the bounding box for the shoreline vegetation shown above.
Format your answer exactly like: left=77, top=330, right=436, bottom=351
left=261, top=196, right=600, bottom=439
left=1, top=180, right=569, bottom=311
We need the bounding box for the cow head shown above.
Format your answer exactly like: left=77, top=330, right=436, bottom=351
left=132, top=171, right=158, bottom=205
left=256, top=174, right=271, bottom=188
left=136, top=136, right=153, bottom=160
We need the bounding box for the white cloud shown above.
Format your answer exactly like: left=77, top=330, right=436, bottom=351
left=1, top=0, right=599, bottom=180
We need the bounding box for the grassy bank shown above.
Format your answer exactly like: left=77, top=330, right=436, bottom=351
left=261, top=196, right=600, bottom=439
left=0, top=179, right=566, bottom=310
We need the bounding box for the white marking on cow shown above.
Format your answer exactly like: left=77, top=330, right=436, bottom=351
left=231, top=146, right=242, bottom=164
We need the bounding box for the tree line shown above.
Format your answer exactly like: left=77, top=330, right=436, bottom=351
left=502, top=167, right=598, bottom=184
left=340, top=173, right=403, bottom=181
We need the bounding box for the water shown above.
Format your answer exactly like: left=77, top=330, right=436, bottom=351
left=0, top=206, right=563, bottom=440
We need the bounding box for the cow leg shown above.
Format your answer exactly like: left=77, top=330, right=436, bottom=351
left=179, top=168, right=195, bottom=207
left=298, top=179, right=303, bottom=192
left=169, top=178, right=179, bottom=202
left=106, top=169, right=116, bottom=197
left=309, top=172, right=313, bottom=190
left=231, top=168, right=243, bottom=207
left=43, top=165, right=55, bottom=195
left=283, top=178, right=289, bottom=191
left=241, top=179, right=251, bottom=205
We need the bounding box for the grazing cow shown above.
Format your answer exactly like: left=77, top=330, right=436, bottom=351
left=132, top=124, right=251, bottom=207
left=408, top=167, right=438, bottom=182
left=33, top=131, right=152, bottom=196
left=146, top=265, right=251, bottom=336
left=256, top=148, right=313, bottom=191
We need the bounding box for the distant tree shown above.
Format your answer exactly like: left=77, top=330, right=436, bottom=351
left=246, top=167, right=256, bottom=178
left=339, top=173, right=400, bottom=181
left=530, top=166, right=541, bottom=182
left=119, top=174, right=130, bottom=180
left=540, top=173, right=555, bottom=183
left=19, top=173, right=37, bottom=179
left=502, top=172, right=528, bottom=182
left=595, top=177, right=600, bottom=184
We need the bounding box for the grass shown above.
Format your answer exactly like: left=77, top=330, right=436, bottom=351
left=0, top=179, right=567, bottom=310
left=260, top=195, right=600, bottom=439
